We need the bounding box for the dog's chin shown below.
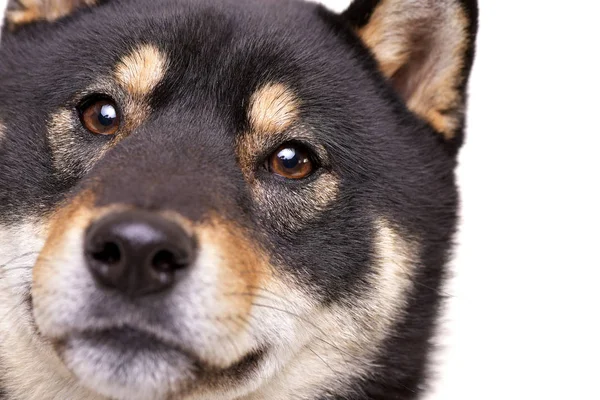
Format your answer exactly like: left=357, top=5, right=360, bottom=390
left=58, top=328, right=196, bottom=400
left=53, top=327, right=268, bottom=400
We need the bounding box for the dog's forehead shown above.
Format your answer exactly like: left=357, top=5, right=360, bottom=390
left=1, top=0, right=341, bottom=91
left=0, top=0, right=359, bottom=152
left=78, top=0, right=333, bottom=70
left=69, top=0, right=345, bottom=118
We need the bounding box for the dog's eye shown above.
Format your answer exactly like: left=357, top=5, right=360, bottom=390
left=267, top=144, right=314, bottom=180
left=78, top=97, right=121, bottom=136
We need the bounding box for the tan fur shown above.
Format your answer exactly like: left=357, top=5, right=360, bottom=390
left=358, top=0, right=470, bottom=139
left=184, top=216, right=272, bottom=368
left=0, top=218, right=103, bottom=400
left=195, top=219, right=267, bottom=317
left=238, top=103, right=340, bottom=229
left=113, top=45, right=169, bottom=135
left=238, top=83, right=300, bottom=175
left=48, top=108, right=110, bottom=176
left=237, top=83, right=339, bottom=234
left=183, top=218, right=418, bottom=400
left=29, top=199, right=273, bottom=399
left=32, top=190, right=98, bottom=290
left=241, top=218, right=418, bottom=399
left=248, top=83, right=299, bottom=135
left=46, top=47, right=169, bottom=176
left=3, top=185, right=418, bottom=400
left=6, top=0, right=96, bottom=27
left=251, top=172, right=340, bottom=230
left=115, top=44, right=168, bottom=98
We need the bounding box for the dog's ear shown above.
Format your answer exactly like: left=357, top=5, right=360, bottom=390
left=343, top=0, right=478, bottom=141
left=5, top=0, right=97, bottom=28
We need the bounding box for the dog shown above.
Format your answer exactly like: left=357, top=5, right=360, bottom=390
left=0, top=0, right=477, bottom=398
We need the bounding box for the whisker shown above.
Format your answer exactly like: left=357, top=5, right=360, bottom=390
left=242, top=292, right=418, bottom=394
left=0, top=252, right=41, bottom=269
left=0, top=296, right=31, bottom=322
left=1, top=265, right=34, bottom=274
left=411, top=278, right=453, bottom=298
left=307, top=346, right=339, bottom=375
left=238, top=297, right=368, bottom=368
left=238, top=308, right=345, bottom=376
left=236, top=267, right=450, bottom=298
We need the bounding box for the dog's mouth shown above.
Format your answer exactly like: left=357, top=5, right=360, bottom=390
left=56, top=326, right=195, bottom=363
left=50, top=325, right=266, bottom=398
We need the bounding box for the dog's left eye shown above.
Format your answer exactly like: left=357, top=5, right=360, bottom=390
left=266, top=144, right=315, bottom=180
left=78, top=97, right=121, bottom=136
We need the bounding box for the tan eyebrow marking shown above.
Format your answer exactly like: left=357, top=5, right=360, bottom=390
left=6, top=0, right=97, bottom=27
left=115, top=44, right=168, bottom=97
left=236, top=82, right=301, bottom=178
left=248, top=83, right=299, bottom=134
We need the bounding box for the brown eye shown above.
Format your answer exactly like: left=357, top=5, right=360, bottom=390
left=79, top=98, right=120, bottom=135
left=268, top=144, right=314, bottom=180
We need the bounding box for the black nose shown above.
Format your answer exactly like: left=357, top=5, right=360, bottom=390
left=84, top=210, right=195, bottom=297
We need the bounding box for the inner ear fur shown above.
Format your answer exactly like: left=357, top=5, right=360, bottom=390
left=6, top=0, right=97, bottom=28
left=344, top=0, right=478, bottom=141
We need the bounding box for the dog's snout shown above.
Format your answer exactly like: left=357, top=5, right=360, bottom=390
left=84, top=210, right=195, bottom=296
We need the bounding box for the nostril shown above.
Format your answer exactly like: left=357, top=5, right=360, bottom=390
left=91, top=241, right=122, bottom=266
left=151, top=249, right=188, bottom=273
left=86, top=240, right=126, bottom=288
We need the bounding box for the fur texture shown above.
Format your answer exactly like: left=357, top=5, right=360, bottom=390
left=0, top=0, right=478, bottom=399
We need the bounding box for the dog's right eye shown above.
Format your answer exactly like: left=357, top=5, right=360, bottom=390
left=78, top=97, right=121, bottom=136
left=266, top=143, right=315, bottom=180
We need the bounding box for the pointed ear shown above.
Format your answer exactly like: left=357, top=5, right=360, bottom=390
left=5, top=0, right=97, bottom=28
left=343, top=0, right=478, bottom=141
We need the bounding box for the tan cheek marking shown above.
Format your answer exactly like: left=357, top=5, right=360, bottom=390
left=6, top=0, right=96, bottom=27
left=32, top=190, right=97, bottom=287
left=240, top=218, right=419, bottom=400
left=358, top=0, right=469, bottom=139
left=194, top=217, right=272, bottom=331
left=115, top=44, right=168, bottom=98
left=32, top=192, right=131, bottom=288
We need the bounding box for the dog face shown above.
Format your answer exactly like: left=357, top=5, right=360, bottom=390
left=0, top=0, right=477, bottom=399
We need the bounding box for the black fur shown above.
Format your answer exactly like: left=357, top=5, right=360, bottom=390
left=342, top=0, right=381, bottom=28
left=0, top=0, right=478, bottom=398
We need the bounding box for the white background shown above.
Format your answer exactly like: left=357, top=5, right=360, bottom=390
left=2, top=0, right=600, bottom=398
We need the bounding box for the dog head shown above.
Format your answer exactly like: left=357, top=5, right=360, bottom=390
left=0, top=0, right=477, bottom=399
